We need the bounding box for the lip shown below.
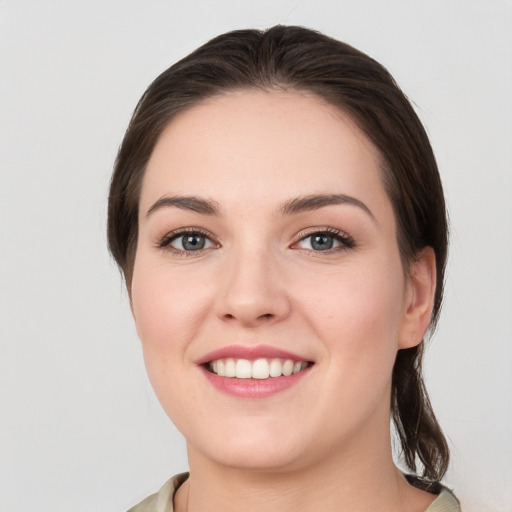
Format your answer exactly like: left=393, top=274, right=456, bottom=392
left=196, top=344, right=313, bottom=399
left=201, top=365, right=312, bottom=398
left=195, top=344, right=309, bottom=365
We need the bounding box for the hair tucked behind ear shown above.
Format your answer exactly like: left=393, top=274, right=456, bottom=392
left=108, top=24, right=450, bottom=480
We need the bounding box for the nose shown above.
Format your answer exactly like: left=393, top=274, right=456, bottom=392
left=214, top=246, right=291, bottom=327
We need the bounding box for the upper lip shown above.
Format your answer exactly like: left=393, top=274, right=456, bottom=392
left=196, top=345, right=311, bottom=365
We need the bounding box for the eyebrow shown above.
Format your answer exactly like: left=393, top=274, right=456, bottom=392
left=146, top=193, right=374, bottom=220
left=146, top=195, right=221, bottom=217
left=280, top=194, right=375, bottom=220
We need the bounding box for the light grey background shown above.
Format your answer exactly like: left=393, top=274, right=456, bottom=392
left=1, top=1, right=511, bottom=511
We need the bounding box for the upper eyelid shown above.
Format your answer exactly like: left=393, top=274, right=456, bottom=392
left=294, top=226, right=351, bottom=240
left=158, top=227, right=217, bottom=247
left=292, top=227, right=356, bottom=250
left=162, top=226, right=214, bottom=237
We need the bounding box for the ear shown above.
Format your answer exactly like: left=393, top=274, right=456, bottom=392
left=398, top=247, right=437, bottom=349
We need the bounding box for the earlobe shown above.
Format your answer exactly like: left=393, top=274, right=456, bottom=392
left=398, top=247, right=437, bottom=349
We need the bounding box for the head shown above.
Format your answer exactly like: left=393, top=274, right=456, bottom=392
left=108, top=25, right=449, bottom=480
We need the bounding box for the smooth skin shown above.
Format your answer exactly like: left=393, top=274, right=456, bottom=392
left=131, top=90, right=437, bottom=512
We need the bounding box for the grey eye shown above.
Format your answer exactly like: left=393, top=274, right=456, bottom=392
left=310, top=234, right=334, bottom=250
left=170, top=233, right=214, bottom=251
left=298, top=233, right=340, bottom=251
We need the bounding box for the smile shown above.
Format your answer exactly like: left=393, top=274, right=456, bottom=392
left=207, top=358, right=310, bottom=379
left=198, top=345, right=314, bottom=398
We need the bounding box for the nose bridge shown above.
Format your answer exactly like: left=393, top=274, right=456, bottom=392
left=215, top=236, right=289, bottom=326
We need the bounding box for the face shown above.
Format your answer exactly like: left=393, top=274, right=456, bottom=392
left=131, top=90, right=432, bottom=473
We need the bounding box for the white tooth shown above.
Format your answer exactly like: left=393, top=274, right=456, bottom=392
left=282, top=359, right=294, bottom=376
left=225, top=358, right=236, bottom=377
left=235, top=359, right=252, bottom=379
left=293, top=361, right=302, bottom=374
left=269, top=358, right=283, bottom=377
left=217, top=359, right=226, bottom=377
left=301, top=362, right=308, bottom=370
left=212, top=361, right=218, bottom=373
left=252, top=358, right=270, bottom=379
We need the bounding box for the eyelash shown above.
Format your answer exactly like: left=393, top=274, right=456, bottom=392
left=157, top=226, right=355, bottom=256
left=292, top=227, right=355, bottom=254
left=157, top=228, right=218, bottom=256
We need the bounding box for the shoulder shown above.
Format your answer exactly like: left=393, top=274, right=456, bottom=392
left=127, top=473, right=189, bottom=512
left=424, top=488, right=461, bottom=512
left=405, top=475, right=461, bottom=512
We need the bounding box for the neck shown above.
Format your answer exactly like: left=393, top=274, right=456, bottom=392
left=175, top=422, right=434, bottom=512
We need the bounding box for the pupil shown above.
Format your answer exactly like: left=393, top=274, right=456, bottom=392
left=183, top=234, right=205, bottom=251
left=311, top=234, right=333, bottom=250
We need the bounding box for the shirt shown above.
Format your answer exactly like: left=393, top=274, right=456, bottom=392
left=127, top=472, right=461, bottom=512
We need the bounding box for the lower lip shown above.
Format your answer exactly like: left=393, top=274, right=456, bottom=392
left=201, top=366, right=312, bottom=398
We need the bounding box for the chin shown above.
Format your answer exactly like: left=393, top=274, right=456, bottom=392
left=208, top=446, right=307, bottom=473
left=188, top=419, right=314, bottom=473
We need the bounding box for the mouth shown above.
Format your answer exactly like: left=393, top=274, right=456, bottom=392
left=197, top=345, right=314, bottom=398
left=205, top=358, right=312, bottom=379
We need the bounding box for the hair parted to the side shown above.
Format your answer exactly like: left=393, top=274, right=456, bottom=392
left=108, top=25, right=449, bottom=481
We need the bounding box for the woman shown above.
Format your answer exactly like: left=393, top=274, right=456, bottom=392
left=108, top=25, right=460, bottom=512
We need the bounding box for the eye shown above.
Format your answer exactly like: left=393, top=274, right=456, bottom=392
left=294, top=229, right=355, bottom=252
left=159, top=229, right=216, bottom=253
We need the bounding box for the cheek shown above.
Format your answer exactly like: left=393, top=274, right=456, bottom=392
left=130, top=256, right=207, bottom=370
left=130, top=257, right=210, bottom=423
left=297, top=258, right=406, bottom=369
left=133, top=252, right=202, bottom=326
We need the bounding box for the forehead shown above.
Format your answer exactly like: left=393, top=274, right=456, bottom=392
left=141, top=90, right=387, bottom=214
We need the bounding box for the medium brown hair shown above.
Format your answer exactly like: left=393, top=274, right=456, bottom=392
left=108, top=25, right=449, bottom=480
